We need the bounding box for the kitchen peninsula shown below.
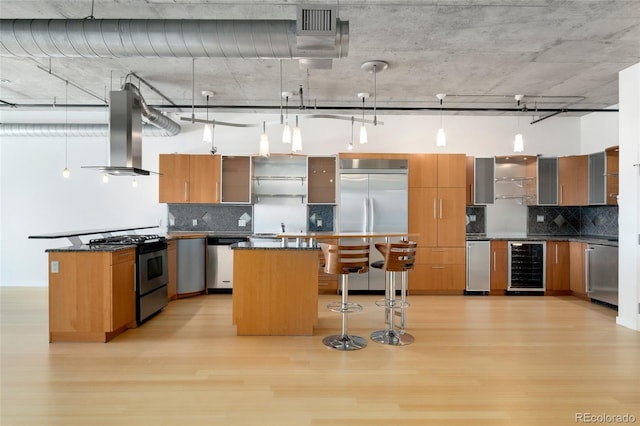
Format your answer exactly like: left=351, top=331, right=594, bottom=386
left=231, top=232, right=416, bottom=336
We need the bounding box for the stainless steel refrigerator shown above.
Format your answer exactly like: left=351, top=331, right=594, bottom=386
left=339, top=158, right=408, bottom=291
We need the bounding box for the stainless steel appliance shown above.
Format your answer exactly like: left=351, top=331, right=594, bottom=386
left=177, top=237, right=206, bottom=295
left=89, top=234, right=168, bottom=324
left=339, top=158, right=408, bottom=291
left=466, top=241, right=490, bottom=293
left=586, top=244, right=618, bottom=307
left=508, top=241, right=545, bottom=292
left=207, top=236, right=248, bottom=292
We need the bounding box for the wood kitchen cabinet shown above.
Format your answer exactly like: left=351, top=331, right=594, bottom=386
left=159, top=154, right=221, bottom=203
left=466, top=156, right=474, bottom=205
left=490, top=240, right=508, bottom=294
left=221, top=156, right=251, bottom=203
left=408, top=153, right=466, bottom=294
left=545, top=241, right=570, bottom=295
left=307, top=156, right=336, bottom=204
left=48, top=249, right=136, bottom=342
left=558, top=155, right=588, bottom=206
left=569, top=241, right=589, bottom=300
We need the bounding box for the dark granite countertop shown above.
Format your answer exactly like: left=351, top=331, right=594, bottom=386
left=46, top=245, right=136, bottom=253
left=231, top=241, right=319, bottom=250
left=466, top=234, right=618, bottom=247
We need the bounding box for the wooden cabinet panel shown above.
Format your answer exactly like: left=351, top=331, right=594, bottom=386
left=49, top=249, right=135, bottom=342
left=308, top=156, right=336, bottom=204
left=109, top=250, right=136, bottom=331
left=409, top=187, right=438, bottom=248
left=466, top=156, right=474, bottom=205
left=408, top=154, right=437, bottom=188
left=437, top=187, right=466, bottom=247
left=189, top=155, right=220, bottom=203
left=221, top=156, right=251, bottom=203
left=490, top=240, right=507, bottom=293
left=159, top=154, right=190, bottom=203
left=408, top=264, right=465, bottom=293
left=558, top=155, right=588, bottom=206
left=570, top=242, right=588, bottom=299
left=545, top=241, right=570, bottom=294
left=437, top=154, right=466, bottom=188
left=416, top=247, right=465, bottom=265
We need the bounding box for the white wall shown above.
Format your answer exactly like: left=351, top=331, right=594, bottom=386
left=1, top=109, right=583, bottom=286
left=616, top=63, right=640, bottom=331
left=581, top=107, right=620, bottom=154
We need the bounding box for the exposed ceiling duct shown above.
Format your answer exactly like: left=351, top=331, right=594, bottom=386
left=0, top=123, right=175, bottom=137
left=0, top=16, right=349, bottom=60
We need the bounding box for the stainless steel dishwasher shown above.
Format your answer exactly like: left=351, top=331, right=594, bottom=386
left=177, top=237, right=206, bottom=296
left=207, top=236, right=248, bottom=293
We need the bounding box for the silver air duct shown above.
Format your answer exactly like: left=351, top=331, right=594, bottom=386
left=123, top=82, right=181, bottom=136
left=0, top=123, right=174, bottom=137
left=0, top=18, right=349, bottom=59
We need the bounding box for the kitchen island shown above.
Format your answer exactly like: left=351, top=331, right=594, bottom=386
left=232, top=241, right=320, bottom=335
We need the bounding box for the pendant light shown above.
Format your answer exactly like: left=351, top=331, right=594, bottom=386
left=62, top=80, right=70, bottom=178
left=514, top=94, right=525, bottom=153
left=292, top=115, right=302, bottom=153
left=259, top=121, right=270, bottom=157
left=358, top=93, right=368, bottom=144
left=202, top=91, right=214, bottom=144
left=282, top=92, right=291, bottom=144
left=347, top=116, right=354, bottom=151
left=436, top=93, right=447, bottom=147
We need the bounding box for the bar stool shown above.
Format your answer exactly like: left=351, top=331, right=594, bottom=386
left=370, top=241, right=417, bottom=346
left=320, top=243, right=370, bottom=351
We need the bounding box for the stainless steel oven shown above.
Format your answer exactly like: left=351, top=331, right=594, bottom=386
left=137, top=241, right=168, bottom=324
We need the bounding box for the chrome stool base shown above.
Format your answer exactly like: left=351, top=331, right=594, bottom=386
left=323, top=334, right=368, bottom=351
left=370, top=329, right=414, bottom=346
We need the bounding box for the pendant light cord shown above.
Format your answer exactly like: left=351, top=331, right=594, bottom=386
left=373, top=64, right=377, bottom=126
left=65, top=80, right=68, bottom=167
left=191, top=58, right=195, bottom=123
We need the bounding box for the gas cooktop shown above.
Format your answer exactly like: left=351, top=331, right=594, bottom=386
left=89, top=234, right=165, bottom=246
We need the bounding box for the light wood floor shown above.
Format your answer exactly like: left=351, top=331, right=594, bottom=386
left=1, top=287, right=639, bottom=426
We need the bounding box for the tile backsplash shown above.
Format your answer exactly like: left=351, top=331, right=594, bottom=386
left=466, top=206, right=486, bottom=235
left=527, top=205, right=618, bottom=237
left=168, top=204, right=253, bottom=233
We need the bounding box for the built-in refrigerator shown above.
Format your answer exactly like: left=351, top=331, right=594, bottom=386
left=339, top=158, right=408, bottom=291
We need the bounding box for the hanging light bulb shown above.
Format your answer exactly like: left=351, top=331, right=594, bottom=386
left=436, top=93, right=447, bottom=147
left=282, top=93, right=291, bottom=144
left=514, top=94, right=525, bottom=153
left=132, top=178, right=138, bottom=188
left=62, top=80, right=70, bottom=178
left=358, top=93, right=368, bottom=144
left=259, top=121, right=270, bottom=157
left=292, top=115, right=302, bottom=153
left=348, top=116, right=355, bottom=151
left=202, top=91, right=214, bottom=144
left=102, top=174, right=109, bottom=183
left=514, top=133, right=525, bottom=152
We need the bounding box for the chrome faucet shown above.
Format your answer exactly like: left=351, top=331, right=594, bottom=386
left=281, top=222, right=286, bottom=232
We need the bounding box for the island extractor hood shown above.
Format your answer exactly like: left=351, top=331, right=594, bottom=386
left=83, top=86, right=159, bottom=176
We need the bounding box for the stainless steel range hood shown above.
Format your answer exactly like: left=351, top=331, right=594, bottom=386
left=83, top=87, right=157, bottom=176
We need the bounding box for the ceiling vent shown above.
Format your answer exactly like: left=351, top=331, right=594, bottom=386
left=297, top=5, right=336, bottom=36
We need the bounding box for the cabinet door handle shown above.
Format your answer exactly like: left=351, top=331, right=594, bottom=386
left=555, top=244, right=558, bottom=264
left=439, top=199, right=443, bottom=219
left=216, top=182, right=219, bottom=202
left=433, top=199, right=437, bottom=219
left=493, top=251, right=496, bottom=272
left=431, top=266, right=445, bottom=269
left=560, top=184, right=563, bottom=204
left=184, top=181, right=188, bottom=202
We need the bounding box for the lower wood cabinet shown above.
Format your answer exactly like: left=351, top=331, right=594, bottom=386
left=48, top=249, right=136, bottom=342
left=490, top=240, right=508, bottom=294
left=569, top=241, right=588, bottom=299
left=546, top=241, right=570, bottom=294
left=409, top=247, right=465, bottom=294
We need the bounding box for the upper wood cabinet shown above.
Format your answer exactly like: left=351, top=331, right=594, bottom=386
left=307, top=156, right=336, bottom=204
left=605, top=146, right=619, bottom=205
left=466, top=156, right=474, bottom=205
left=409, top=154, right=465, bottom=188
left=159, top=154, right=220, bottom=203
left=558, top=155, right=588, bottom=206
left=221, top=156, right=251, bottom=203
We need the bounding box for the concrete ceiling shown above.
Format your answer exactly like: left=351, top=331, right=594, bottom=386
left=1, top=0, right=639, bottom=117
